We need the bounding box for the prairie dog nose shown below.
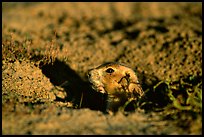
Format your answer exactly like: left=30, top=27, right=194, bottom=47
left=87, top=69, right=97, bottom=78
left=88, top=69, right=94, bottom=78
left=87, top=69, right=92, bottom=78
left=87, top=69, right=101, bottom=82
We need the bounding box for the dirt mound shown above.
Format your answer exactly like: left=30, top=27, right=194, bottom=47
left=2, top=2, right=202, bottom=135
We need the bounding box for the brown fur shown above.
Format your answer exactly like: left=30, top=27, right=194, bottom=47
left=88, top=62, right=144, bottom=112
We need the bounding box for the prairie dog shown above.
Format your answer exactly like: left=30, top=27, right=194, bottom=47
left=88, top=62, right=144, bottom=112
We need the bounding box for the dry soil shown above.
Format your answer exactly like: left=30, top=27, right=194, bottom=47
left=2, top=2, right=202, bottom=135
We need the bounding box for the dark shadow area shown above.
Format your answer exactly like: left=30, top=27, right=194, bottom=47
left=39, top=59, right=107, bottom=112
left=140, top=82, right=172, bottom=112
left=99, top=20, right=135, bottom=36
left=147, top=25, right=169, bottom=33
left=124, top=29, right=140, bottom=40
left=135, top=73, right=172, bottom=111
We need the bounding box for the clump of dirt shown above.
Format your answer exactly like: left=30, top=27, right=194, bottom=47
left=2, top=2, right=202, bottom=135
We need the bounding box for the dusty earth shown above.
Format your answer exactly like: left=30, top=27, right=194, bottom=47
left=2, top=2, right=202, bottom=135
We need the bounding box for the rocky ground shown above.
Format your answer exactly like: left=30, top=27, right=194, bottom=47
left=2, top=2, right=202, bottom=135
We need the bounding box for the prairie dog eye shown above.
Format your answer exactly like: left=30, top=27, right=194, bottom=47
left=105, top=68, right=114, bottom=73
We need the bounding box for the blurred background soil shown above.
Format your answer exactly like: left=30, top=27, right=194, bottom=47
left=2, top=2, right=202, bottom=135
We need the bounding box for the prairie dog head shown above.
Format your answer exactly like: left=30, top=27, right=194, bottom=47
left=87, top=62, right=141, bottom=95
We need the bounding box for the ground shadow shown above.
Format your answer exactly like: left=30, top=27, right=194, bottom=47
left=39, top=59, right=107, bottom=111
